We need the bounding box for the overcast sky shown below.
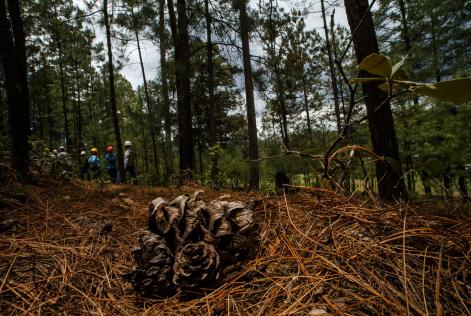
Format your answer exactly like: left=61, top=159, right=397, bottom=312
left=118, top=2, right=349, bottom=85
left=111, top=1, right=350, bottom=118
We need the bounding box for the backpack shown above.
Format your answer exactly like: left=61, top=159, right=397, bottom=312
left=88, top=155, right=100, bottom=170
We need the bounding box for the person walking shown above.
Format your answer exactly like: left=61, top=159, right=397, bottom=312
left=105, top=146, right=117, bottom=183
left=88, top=148, right=101, bottom=180
left=124, top=141, right=137, bottom=184
left=79, top=151, right=89, bottom=180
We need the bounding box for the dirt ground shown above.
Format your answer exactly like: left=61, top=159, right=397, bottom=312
left=1, top=176, right=470, bottom=315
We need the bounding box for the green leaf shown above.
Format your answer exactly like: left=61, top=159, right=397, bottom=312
left=392, top=68, right=409, bottom=81
left=350, top=77, right=386, bottom=84
left=357, top=53, right=392, bottom=78
left=415, top=78, right=471, bottom=103
left=391, top=55, right=408, bottom=77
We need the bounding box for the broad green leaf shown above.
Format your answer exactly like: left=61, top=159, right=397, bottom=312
left=415, top=78, right=471, bottom=103
left=391, top=55, right=408, bottom=77
left=392, top=68, right=409, bottom=81
left=350, top=77, right=386, bottom=84
left=357, top=53, right=392, bottom=78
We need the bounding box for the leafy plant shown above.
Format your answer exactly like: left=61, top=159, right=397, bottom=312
left=351, top=53, right=471, bottom=103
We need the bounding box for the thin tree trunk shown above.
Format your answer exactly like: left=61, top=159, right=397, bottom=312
left=159, top=0, right=173, bottom=176
left=0, top=0, right=30, bottom=175
left=194, top=99, right=204, bottom=174
left=321, top=0, right=341, bottom=134
left=237, top=0, right=259, bottom=190
left=205, top=0, right=218, bottom=185
left=76, top=67, right=82, bottom=151
left=398, top=0, right=416, bottom=193
left=103, top=0, right=126, bottom=182
left=344, top=0, right=407, bottom=201
left=330, top=11, right=347, bottom=119
left=46, top=95, right=53, bottom=148
left=57, top=41, right=70, bottom=151
left=430, top=10, right=441, bottom=83
left=275, top=71, right=290, bottom=149
left=301, top=73, right=312, bottom=137
left=135, top=28, right=160, bottom=181
left=421, top=171, right=432, bottom=194
left=140, top=113, right=150, bottom=175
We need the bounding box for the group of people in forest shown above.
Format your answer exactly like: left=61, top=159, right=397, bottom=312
left=41, top=145, right=73, bottom=178
left=41, top=141, right=137, bottom=184
left=79, top=141, right=137, bottom=184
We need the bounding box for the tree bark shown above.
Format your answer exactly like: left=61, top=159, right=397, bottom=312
left=344, top=0, right=407, bottom=201
left=397, top=0, right=416, bottom=193
left=205, top=0, right=218, bottom=185
left=103, top=0, right=126, bottom=181
left=321, top=0, right=341, bottom=135
left=301, top=73, right=312, bottom=137
left=0, top=0, right=30, bottom=175
left=421, top=171, right=432, bottom=195
left=167, top=0, right=195, bottom=174
left=237, top=0, right=259, bottom=190
left=135, top=29, right=160, bottom=181
left=159, top=0, right=173, bottom=177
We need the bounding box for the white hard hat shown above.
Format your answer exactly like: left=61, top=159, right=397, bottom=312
left=124, top=141, right=132, bottom=146
left=59, top=146, right=65, bottom=150
left=53, top=150, right=58, bottom=154
left=80, top=151, right=86, bottom=156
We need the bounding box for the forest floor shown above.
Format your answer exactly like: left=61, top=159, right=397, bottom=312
left=1, top=169, right=471, bottom=315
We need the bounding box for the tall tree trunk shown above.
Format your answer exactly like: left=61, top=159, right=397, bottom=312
left=397, top=0, right=416, bottom=193
left=168, top=0, right=195, bottom=174
left=57, top=46, right=70, bottom=151
left=135, top=28, right=160, bottom=181
left=301, top=74, right=312, bottom=137
left=205, top=0, right=218, bottom=185
left=194, top=97, right=204, bottom=174
left=0, top=0, right=30, bottom=175
left=237, top=0, right=259, bottom=190
left=421, top=171, right=432, bottom=195
left=274, top=69, right=290, bottom=149
left=430, top=10, right=441, bottom=83
left=46, top=95, right=53, bottom=148
left=344, top=0, right=407, bottom=201
left=52, top=3, right=70, bottom=152
left=75, top=66, right=82, bottom=151
left=103, top=0, right=126, bottom=181
left=321, top=0, right=341, bottom=134
left=159, top=0, right=173, bottom=176
left=330, top=11, right=347, bottom=118
left=139, top=112, right=150, bottom=176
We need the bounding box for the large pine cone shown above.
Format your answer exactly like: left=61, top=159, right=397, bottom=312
left=128, top=191, right=259, bottom=297
left=125, top=231, right=174, bottom=297
left=173, top=241, right=221, bottom=289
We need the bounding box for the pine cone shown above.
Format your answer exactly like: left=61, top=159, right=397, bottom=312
left=128, top=191, right=259, bottom=297
left=173, top=241, right=221, bottom=289
left=148, top=197, right=183, bottom=247
left=221, top=201, right=259, bottom=263
left=125, top=231, right=174, bottom=297
left=207, top=200, right=231, bottom=237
